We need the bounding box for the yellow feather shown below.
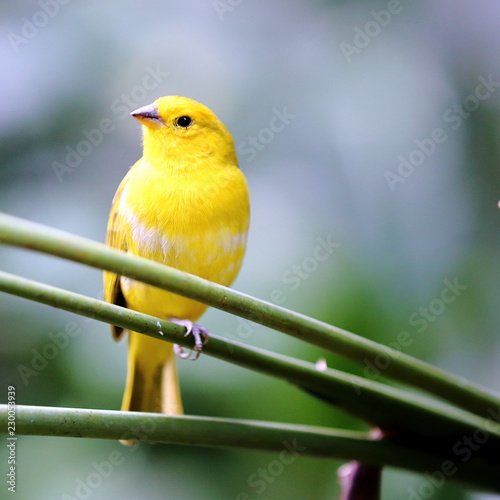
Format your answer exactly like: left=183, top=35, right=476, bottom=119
left=104, top=96, right=250, bottom=417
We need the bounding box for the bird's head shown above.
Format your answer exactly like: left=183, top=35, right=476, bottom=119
left=131, top=96, right=237, bottom=168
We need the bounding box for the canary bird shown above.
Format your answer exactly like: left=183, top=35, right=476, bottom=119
left=104, top=96, right=250, bottom=417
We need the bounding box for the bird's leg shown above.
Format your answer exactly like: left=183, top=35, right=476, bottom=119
left=170, top=318, right=209, bottom=361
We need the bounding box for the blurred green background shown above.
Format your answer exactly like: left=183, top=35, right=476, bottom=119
left=1, top=1, right=500, bottom=499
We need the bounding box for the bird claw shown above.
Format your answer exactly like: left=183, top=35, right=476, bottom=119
left=171, top=319, right=209, bottom=361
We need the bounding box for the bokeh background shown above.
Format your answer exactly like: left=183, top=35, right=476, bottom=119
left=1, top=1, right=500, bottom=499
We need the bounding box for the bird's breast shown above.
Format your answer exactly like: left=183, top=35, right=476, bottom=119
left=118, top=165, right=249, bottom=286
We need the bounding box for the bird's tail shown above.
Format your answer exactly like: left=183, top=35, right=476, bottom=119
left=120, top=331, right=183, bottom=444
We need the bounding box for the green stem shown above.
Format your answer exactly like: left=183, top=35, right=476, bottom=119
left=1, top=405, right=499, bottom=492
left=1, top=270, right=499, bottom=446
left=0, top=213, right=499, bottom=418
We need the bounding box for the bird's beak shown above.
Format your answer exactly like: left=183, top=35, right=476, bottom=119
left=130, top=103, right=165, bottom=129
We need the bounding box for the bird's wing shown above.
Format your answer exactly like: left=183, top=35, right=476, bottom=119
left=104, top=181, right=128, bottom=340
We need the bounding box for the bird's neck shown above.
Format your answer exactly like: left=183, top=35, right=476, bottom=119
left=142, top=133, right=238, bottom=173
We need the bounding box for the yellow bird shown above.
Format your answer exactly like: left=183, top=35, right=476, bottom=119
left=104, top=96, right=250, bottom=417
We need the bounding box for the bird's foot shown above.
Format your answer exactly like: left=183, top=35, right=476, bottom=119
left=170, top=319, right=209, bottom=361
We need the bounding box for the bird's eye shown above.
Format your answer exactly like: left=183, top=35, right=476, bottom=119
left=176, top=116, right=193, bottom=128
